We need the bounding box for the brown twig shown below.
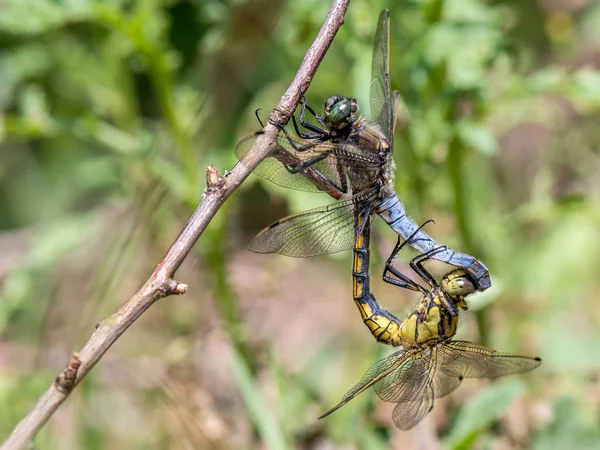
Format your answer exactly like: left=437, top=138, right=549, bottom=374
left=0, top=1, right=350, bottom=448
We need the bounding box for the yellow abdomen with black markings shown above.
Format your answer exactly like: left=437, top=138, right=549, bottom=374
left=352, top=213, right=404, bottom=346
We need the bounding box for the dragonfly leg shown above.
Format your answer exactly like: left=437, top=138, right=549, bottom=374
left=269, top=120, right=349, bottom=195
left=383, top=272, right=424, bottom=293
left=279, top=152, right=347, bottom=194
left=289, top=97, right=330, bottom=140
left=382, top=237, right=426, bottom=293
left=292, top=114, right=326, bottom=140
left=410, top=246, right=460, bottom=316
left=381, top=219, right=435, bottom=291
left=274, top=119, right=325, bottom=153
left=355, top=202, right=373, bottom=237
left=284, top=153, right=329, bottom=174
left=441, top=292, right=459, bottom=316
left=299, top=96, right=328, bottom=129
left=333, top=159, right=349, bottom=194
left=409, top=245, right=449, bottom=287
left=254, top=108, right=265, bottom=128
left=400, top=219, right=436, bottom=258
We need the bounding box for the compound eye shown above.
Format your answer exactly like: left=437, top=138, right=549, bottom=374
left=329, top=99, right=352, bottom=128
left=444, top=276, right=475, bottom=297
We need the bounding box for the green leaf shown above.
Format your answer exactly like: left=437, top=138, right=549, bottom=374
left=445, top=379, right=526, bottom=450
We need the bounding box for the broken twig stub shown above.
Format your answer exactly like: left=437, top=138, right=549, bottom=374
left=54, top=353, right=81, bottom=394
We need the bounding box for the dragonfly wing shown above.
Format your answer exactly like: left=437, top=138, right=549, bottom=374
left=434, top=370, right=463, bottom=398
left=374, top=347, right=442, bottom=430
left=319, top=348, right=412, bottom=419
left=441, top=341, right=542, bottom=379
left=370, top=10, right=393, bottom=143
left=373, top=352, right=428, bottom=402
left=392, top=384, right=435, bottom=431
left=249, top=189, right=378, bottom=258
left=236, top=132, right=383, bottom=193
left=235, top=132, right=323, bottom=192
left=391, top=90, right=403, bottom=135
left=376, top=347, right=462, bottom=402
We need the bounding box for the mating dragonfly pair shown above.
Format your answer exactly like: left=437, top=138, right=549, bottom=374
left=235, top=10, right=540, bottom=431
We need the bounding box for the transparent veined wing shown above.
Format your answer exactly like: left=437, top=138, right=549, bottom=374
left=391, top=91, right=403, bottom=135
left=392, top=384, right=435, bottom=431
left=249, top=189, right=378, bottom=258
left=375, top=352, right=434, bottom=430
left=319, top=346, right=445, bottom=431
left=370, top=9, right=393, bottom=143
left=235, top=131, right=383, bottom=194
left=433, top=369, right=463, bottom=399
left=318, top=347, right=413, bottom=420
left=374, top=352, right=429, bottom=403
left=318, top=339, right=539, bottom=430
left=441, top=341, right=542, bottom=379
left=381, top=345, right=446, bottom=430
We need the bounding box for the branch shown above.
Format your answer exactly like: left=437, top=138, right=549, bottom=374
left=1, top=1, right=351, bottom=448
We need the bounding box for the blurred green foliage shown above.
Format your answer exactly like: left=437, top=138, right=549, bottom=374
left=1, top=0, right=600, bottom=448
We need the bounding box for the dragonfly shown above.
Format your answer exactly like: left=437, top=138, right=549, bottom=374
left=319, top=236, right=541, bottom=430
left=236, top=10, right=491, bottom=343
left=236, top=10, right=490, bottom=289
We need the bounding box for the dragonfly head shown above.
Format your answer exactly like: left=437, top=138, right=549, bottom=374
left=441, top=269, right=476, bottom=300
left=323, top=95, right=358, bottom=132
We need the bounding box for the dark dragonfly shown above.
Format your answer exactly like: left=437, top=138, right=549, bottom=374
left=235, top=10, right=491, bottom=291
left=320, top=237, right=541, bottom=430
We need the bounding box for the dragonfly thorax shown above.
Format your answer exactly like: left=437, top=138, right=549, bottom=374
left=347, top=116, right=394, bottom=189
left=397, top=275, right=476, bottom=349
left=399, top=296, right=455, bottom=348
left=323, top=95, right=358, bottom=133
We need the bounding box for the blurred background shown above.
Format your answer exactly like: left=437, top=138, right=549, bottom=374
left=1, top=0, right=600, bottom=448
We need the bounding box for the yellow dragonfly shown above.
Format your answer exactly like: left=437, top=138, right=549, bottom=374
left=320, top=240, right=541, bottom=430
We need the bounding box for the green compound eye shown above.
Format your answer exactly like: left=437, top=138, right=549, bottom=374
left=328, top=99, right=352, bottom=128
